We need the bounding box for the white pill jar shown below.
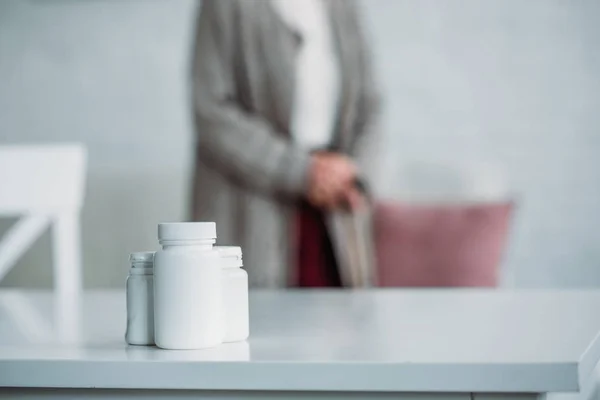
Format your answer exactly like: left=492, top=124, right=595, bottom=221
left=125, top=251, right=155, bottom=346
left=153, top=222, right=223, bottom=349
left=217, top=246, right=249, bottom=342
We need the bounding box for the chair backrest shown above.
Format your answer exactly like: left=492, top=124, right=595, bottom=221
left=0, top=144, right=87, bottom=215
left=374, top=201, right=514, bottom=288
left=375, top=160, right=514, bottom=287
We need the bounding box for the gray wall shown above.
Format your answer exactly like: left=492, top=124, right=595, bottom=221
left=0, top=0, right=197, bottom=288
left=1, top=0, right=599, bottom=288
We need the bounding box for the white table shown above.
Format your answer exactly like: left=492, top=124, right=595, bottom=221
left=1, top=290, right=600, bottom=400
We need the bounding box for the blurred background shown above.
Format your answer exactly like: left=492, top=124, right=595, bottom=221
left=1, top=0, right=599, bottom=289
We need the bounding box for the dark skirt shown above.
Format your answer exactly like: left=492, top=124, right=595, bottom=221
left=295, top=201, right=342, bottom=287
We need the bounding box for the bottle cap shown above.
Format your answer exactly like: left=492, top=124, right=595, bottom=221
left=158, top=222, right=217, bottom=241
left=217, top=246, right=243, bottom=268
left=217, top=246, right=242, bottom=259
left=129, top=251, right=154, bottom=264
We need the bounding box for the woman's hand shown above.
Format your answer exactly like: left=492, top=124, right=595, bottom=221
left=307, top=152, right=364, bottom=211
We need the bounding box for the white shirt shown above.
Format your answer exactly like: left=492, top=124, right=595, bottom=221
left=271, top=0, right=340, bottom=150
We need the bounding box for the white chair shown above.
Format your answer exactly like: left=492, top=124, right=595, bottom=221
left=0, top=144, right=87, bottom=301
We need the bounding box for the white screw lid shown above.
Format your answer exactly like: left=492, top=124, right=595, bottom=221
left=217, top=246, right=243, bottom=268
left=129, top=252, right=154, bottom=264
left=217, top=246, right=242, bottom=259
left=158, top=222, right=217, bottom=241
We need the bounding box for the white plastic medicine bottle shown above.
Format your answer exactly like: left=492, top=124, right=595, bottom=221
left=217, top=246, right=249, bottom=342
left=126, top=251, right=155, bottom=346
left=153, top=222, right=222, bottom=349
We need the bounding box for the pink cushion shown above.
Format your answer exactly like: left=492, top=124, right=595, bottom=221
left=374, top=201, right=513, bottom=287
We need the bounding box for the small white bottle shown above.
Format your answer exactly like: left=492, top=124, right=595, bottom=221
left=153, top=222, right=222, bottom=350
left=125, top=252, right=155, bottom=346
left=217, top=246, right=249, bottom=342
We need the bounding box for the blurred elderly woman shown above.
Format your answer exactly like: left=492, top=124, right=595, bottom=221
left=191, top=0, right=380, bottom=288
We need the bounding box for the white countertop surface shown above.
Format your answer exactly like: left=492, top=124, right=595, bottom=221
left=1, top=289, right=600, bottom=393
